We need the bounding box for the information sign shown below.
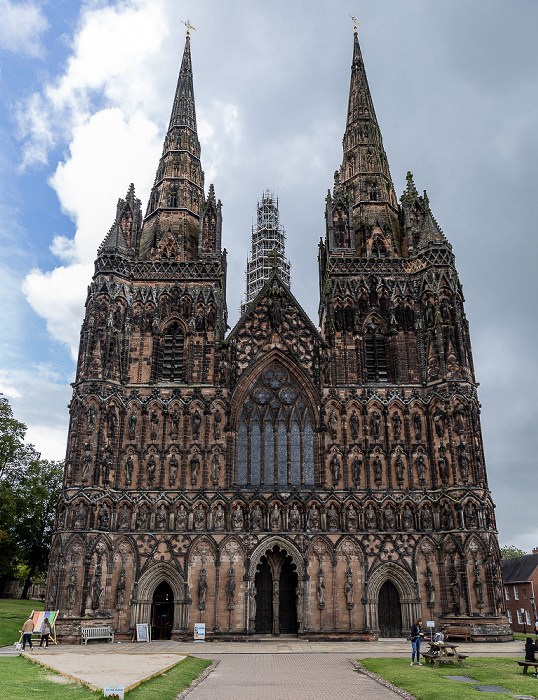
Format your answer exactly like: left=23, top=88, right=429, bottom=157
left=136, top=623, right=150, bottom=642
left=104, top=686, right=125, bottom=699
left=194, top=622, right=206, bottom=642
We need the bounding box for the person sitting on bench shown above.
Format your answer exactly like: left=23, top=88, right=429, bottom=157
left=525, top=637, right=537, bottom=662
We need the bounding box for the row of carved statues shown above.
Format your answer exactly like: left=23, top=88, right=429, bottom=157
left=61, top=498, right=491, bottom=533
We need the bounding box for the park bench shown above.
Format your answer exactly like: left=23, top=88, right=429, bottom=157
left=445, top=625, right=472, bottom=642
left=81, top=626, right=114, bottom=645
left=517, top=660, right=538, bottom=675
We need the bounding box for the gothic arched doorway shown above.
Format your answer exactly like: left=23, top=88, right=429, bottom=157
left=378, top=580, right=402, bottom=638
left=253, top=545, right=299, bottom=635
left=152, top=581, right=174, bottom=640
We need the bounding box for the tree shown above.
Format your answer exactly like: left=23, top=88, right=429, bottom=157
left=0, top=394, right=27, bottom=481
left=501, top=545, right=529, bottom=559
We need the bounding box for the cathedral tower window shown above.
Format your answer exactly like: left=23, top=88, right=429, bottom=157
left=162, top=322, right=184, bottom=381
left=169, top=190, right=178, bottom=208
left=364, top=322, right=388, bottom=382
left=236, top=364, right=315, bottom=486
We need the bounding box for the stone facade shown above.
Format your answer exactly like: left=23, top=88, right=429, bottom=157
left=46, top=31, right=510, bottom=642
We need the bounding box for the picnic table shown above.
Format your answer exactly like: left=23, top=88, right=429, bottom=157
left=422, top=641, right=469, bottom=668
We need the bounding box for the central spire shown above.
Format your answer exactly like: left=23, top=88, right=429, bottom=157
left=168, top=33, right=197, bottom=132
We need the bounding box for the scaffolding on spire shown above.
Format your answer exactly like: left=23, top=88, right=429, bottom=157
left=241, top=190, right=291, bottom=314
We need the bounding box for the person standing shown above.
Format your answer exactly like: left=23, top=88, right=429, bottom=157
left=410, top=618, right=424, bottom=666
left=39, top=617, right=51, bottom=648
left=21, top=617, right=34, bottom=651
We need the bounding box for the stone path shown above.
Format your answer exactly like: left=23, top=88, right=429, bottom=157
left=186, top=654, right=399, bottom=700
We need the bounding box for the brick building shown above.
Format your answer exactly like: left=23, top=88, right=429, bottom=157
left=46, top=28, right=510, bottom=642
left=501, top=552, right=538, bottom=634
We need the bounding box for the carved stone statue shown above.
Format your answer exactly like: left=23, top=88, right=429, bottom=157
left=233, top=505, right=244, bottom=530
left=425, top=566, right=435, bottom=607
left=442, top=505, right=454, bottom=530
left=458, top=446, right=470, bottom=483
left=125, top=455, right=134, bottom=486
left=351, top=456, right=362, bottom=486
left=157, top=504, right=168, bottom=531
left=453, top=404, right=466, bottom=435
left=198, top=568, right=208, bottom=610
left=91, top=565, right=104, bottom=610
left=344, top=573, right=354, bottom=609
left=365, top=504, right=376, bottom=530
left=102, top=453, right=114, bottom=484
left=146, top=454, right=156, bottom=485
left=465, top=502, right=477, bottom=528
left=81, top=453, right=92, bottom=482
left=190, top=455, right=200, bottom=486
left=107, top=405, right=117, bottom=439
left=270, top=503, right=281, bottom=530
left=289, top=504, right=300, bottom=531
left=169, top=454, right=178, bottom=486
left=214, top=410, right=222, bottom=440
left=329, top=411, right=338, bottom=441
left=395, top=454, right=405, bottom=484
left=412, top=412, right=422, bottom=440
left=176, top=504, right=187, bottom=530
left=97, top=504, right=109, bottom=529
left=347, top=505, right=357, bottom=531
left=432, top=407, right=446, bottom=437
left=373, top=455, right=383, bottom=486
left=392, top=412, right=402, bottom=441
left=316, top=572, right=325, bottom=608
left=211, top=453, right=220, bottom=485
left=116, top=567, right=126, bottom=609
left=330, top=454, right=341, bottom=484
left=169, top=409, right=180, bottom=438
left=251, top=504, right=262, bottom=530
left=402, top=505, right=414, bottom=530
left=118, top=505, right=130, bottom=529
left=67, top=566, right=77, bottom=609
left=384, top=506, right=395, bottom=530
left=416, top=454, right=426, bottom=485
left=191, top=409, right=202, bottom=441
left=307, top=505, right=319, bottom=530
left=421, top=507, right=432, bottom=530
left=87, top=405, right=96, bottom=432
left=350, top=411, right=360, bottom=441
left=128, top=411, right=137, bottom=440
left=137, top=505, right=149, bottom=530
left=225, top=568, right=236, bottom=609
left=74, top=503, right=86, bottom=528
left=194, top=505, right=205, bottom=530
left=370, top=410, right=381, bottom=440
left=437, top=446, right=449, bottom=483
left=249, top=585, right=257, bottom=623
left=327, top=505, right=338, bottom=530
left=214, top=504, right=225, bottom=529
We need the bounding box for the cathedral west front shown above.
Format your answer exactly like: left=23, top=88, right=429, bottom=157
left=46, top=28, right=511, bottom=642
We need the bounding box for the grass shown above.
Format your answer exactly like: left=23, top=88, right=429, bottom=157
left=0, top=655, right=212, bottom=699
left=0, top=598, right=44, bottom=647
left=361, top=656, right=538, bottom=700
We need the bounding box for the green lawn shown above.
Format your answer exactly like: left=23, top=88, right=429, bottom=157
left=361, top=657, right=538, bottom=700
left=0, top=598, right=44, bottom=647
left=0, top=655, right=212, bottom=699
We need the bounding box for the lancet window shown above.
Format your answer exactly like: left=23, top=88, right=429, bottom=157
left=162, top=322, right=184, bottom=381
left=237, top=365, right=315, bottom=486
left=364, top=322, right=388, bottom=382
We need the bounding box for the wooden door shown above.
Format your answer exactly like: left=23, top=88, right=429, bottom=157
left=255, top=559, right=273, bottom=634
left=378, top=581, right=402, bottom=637
left=279, top=559, right=298, bottom=634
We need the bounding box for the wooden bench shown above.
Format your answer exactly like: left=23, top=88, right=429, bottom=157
left=81, top=626, right=114, bottom=645
left=445, top=625, right=472, bottom=642
left=517, top=660, right=538, bottom=675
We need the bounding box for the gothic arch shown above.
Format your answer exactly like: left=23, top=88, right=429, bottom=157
left=130, top=560, right=187, bottom=632
left=248, top=536, right=306, bottom=581
left=365, top=561, right=421, bottom=635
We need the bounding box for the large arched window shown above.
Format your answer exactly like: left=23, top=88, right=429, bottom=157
left=162, top=322, right=184, bottom=381
left=236, top=364, right=315, bottom=486
left=364, top=321, right=388, bottom=382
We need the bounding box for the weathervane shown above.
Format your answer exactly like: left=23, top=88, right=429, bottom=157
left=182, top=19, right=196, bottom=35
left=349, top=15, right=359, bottom=32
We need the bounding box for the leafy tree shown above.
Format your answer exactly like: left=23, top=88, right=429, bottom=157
left=501, top=545, right=528, bottom=559
left=0, top=394, right=27, bottom=481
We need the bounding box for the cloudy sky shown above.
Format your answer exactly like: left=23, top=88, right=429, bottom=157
left=1, top=0, right=536, bottom=551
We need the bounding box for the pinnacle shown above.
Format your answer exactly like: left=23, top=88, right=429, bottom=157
left=168, top=34, right=197, bottom=133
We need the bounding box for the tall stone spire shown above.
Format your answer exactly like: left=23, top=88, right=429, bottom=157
left=139, top=33, right=205, bottom=261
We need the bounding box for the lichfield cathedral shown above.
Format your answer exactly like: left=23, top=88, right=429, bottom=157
left=46, top=29, right=510, bottom=641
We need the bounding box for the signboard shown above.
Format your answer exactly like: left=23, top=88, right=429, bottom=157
left=426, top=621, right=435, bottom=628
left=135, top=623, right=150, bottom=643
left=193, top=623, right=206, bottom=642
left=104, top=686, right=124, bottom=699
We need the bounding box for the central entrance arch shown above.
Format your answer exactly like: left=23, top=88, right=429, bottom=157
left=378, top=581, right=402, bottom=638
left=249, top=538, right=305, bottom=636
left=152, top=581, right=174, bottom=639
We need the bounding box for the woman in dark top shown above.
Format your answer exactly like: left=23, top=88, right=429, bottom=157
left=410, top=618, right=424, bottom=666
left=525, top=636, right=537, bottom=662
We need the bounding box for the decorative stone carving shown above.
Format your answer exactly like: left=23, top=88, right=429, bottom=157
left=402, top=505, right=414, bottom=530
left=128, top=411, right=137, bottom=440
left=365, top=504, right=376, bottom=530
left=156, top=504, right=168, bottom=531
left=351, top=456, right=362, bottom=486
left=194, top=505, right=205, bottom=530
left=327, top=504, right=338, bottom=530
left=169, top=454, right=179, bottom=486
left=289, top=504, right=300, bottom=531
left=350, top=411, right=360, bottom=441
left=329, top=411, right=338, bottom=441
left=370, top=410, right=381, bottom=440
left=147, top=454, right=156, bottom=486
left=190, top=454, right=200, bottom=486
left=211, top=453, right=220, bottom=485
left=330, top=453, right=341, bottom=485
left=344, top=565, right=354, bottom=609
left=316, top=569, right=325, bottom=609
left=192, top=409, right=202, bottom=441
left=97, top=504, right=109, bottom=530
left=125, top=455, right=134, bottom=486
left=346, top=505, right=357, bottom=531
left=270, top=504, right=281, bottom=530
left=425, top=565, right=435, bottom=608
left=118, top=505, right=130, bottom=530
left=225, top=566, right=236, bottom=609
left=66, top=566, right=77, bottom=610
left=392, top=412, right=402, bottom=441
left=233, top=505, right=244, bottom=530
left=373, top=455, right=383, bottom=486
left=412, top=411, right=422, bottom=440
left=307, top=505, right=319, bottom=530
left=198, top=567, right=208, bottom=610
left=176, top=504, right=187, bottom=530
left=116, top=566, right=126, bottom=610
left=213, top=410, right=221, bottom=440
left=251, top=504, right=262, bottom=530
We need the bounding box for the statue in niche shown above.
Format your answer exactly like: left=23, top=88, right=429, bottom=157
left=91, top=565, right=104, bottom=610
left=74, top=503, right=86, bottom=528
left=416, top=454, right=426, bottom=485
left=344, top=305, right=354, bottom=332
left=65, top=461, right=73, bottom=481
left=249, top=585, right=257, bottom=625
left=471, top=404, right=480, bottom=432
left=474, top=450, right=484, bottom=482
left=214, top=504, right=225, bottom=530
left=190, top=454, right=200, bottom=486
left=344, top=569, right=354, bottom=609
left=128, top=411, right=137, bottom=440
left=402, top=505, right=414, bottom=530
left=118, top=506, right=130, bottom=530
left=191, top=409, right=202, bottom=441
left=81, top=453, right=92, bottom=482
left=421, top=508, right=432, bottom=530
left=351, top=456, right=362, bottom=486
left=125, top=455, right=134, bottom=486
left=146, top=454, right=156, bottom=486
left=370, top=411, right=381, bottom=440
left=136, top=505, right=149, bottom=530
left=392, top=412, right=402, bottom=441
left=316, top=571, right=326, bottom=608
left=116, top=567, right=126, bottom=609
left=207, top=306, right=216, bottom=329
left=270, top=503, right=281, bottom=530
left=195, top=309, right=205, bottom=331
left=425, top=299, right=435, bottom=327
left=474, top=562, right=485, bottom=608
left=327, top=505, right=339, bottom=530
left=268, top=293, right=282, bottom=329
left=214, top=410, right=222, bottom=440
left=442, top=505, right=454, bottom=530
left=453, top=404, right=466, bottom=435
left=169, top=409, right=180, bottom=438
left=395, top=454, right=405, bottom=484
left=233, top=505, right=244, bottom=530
left=211, top=454, right=220, bottom=485
left=365, top=504, right=376, bottom=530
left=251, top=505, right=262, bottom=530
left=67, top=566, right=77, bottom=610
left=373, top=455, right=383, bottom=486
left=87, top=405, right=96, bottom=432
left=156, top=505, right=168, bottom=531
left=107, top=405, right=117, bottom=439
left=465, top=502, right=477, bottom=528
left=225, top=568, right=236, bottom=609
left=412, top=412, right=422, bottom=440
left=384, top=506, right=395, bottom=529
left=289, top=504, right=300, bottom=531
left=350, top=411, right=360, bottom=441
left=194, top=505, right=205, bottom=530
left=169, top=454, right=179, bottom=486
left=102, top=453, right=114, bottom=484
left=307, top=505, right=319, bottom=530
left=425, top=566, right=435, bottom=607
left=432, top=407, right=446, bottom=437
left=441, top=297, right=452, bottom=323
left=176, top=504, right=187, bottom=530
left=458, top=446, right=470, bottom=483
left=150, top=409, right=159, bottom=439
left=437, top=445, right=449, bottom=483
left=449, top=564, right=460, bottom=612
left=329, top=411, right=338, bottom=441
left=330, top=454, right=341, bottom=484
left=346, top=505, right=357, bottom=530
left=198, top=568, right=208, bottom=610
left=97, top=504, right=109, bottom=530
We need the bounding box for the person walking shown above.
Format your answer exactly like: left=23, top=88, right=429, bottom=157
left=39, top=617, right=51, bottom=648
left=410, top=618, right=424, bottom=666
left=21, top=617, right=34, bottom=651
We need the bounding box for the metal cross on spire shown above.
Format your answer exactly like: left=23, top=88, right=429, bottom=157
left=182, top=19, right=196, bottom=35
left=349, top=15, right=359, bottom=32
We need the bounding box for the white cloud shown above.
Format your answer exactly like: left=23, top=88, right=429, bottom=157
left=0, top=0, right=48, bottom=57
